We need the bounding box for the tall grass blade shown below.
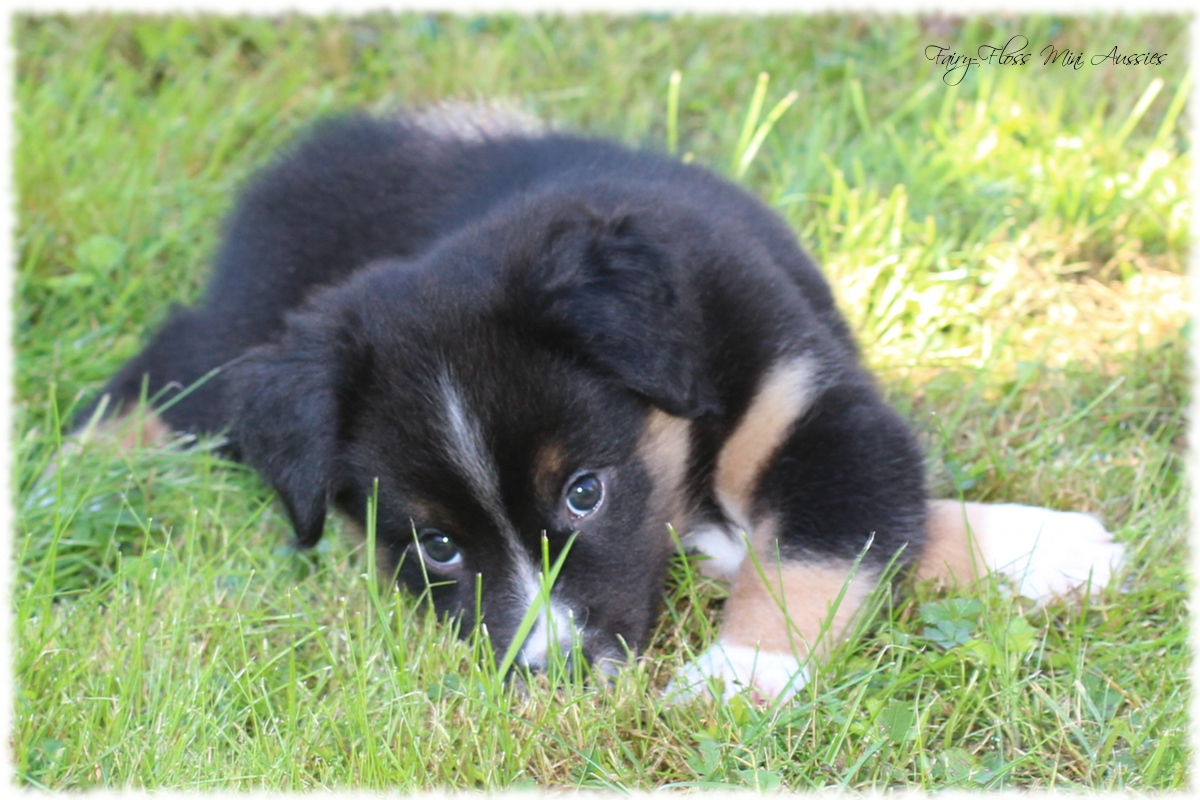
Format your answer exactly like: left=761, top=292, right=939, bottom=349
left=493, top=532, right=578, bottom=682
left=667, top=69, right=682, bottom=155
left=364, top=478, right=403, bottom=659
left=731, top=71, right=770, bottom=174
left=848, top=78, right=872, bottom=136
left=1113, top=77, right=1164, bottom=150
left=735, top=90, right=799, bottom=178
left=1150, top=69, right=1191, bottom=153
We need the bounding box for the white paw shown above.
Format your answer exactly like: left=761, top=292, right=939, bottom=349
left=665, top=642, right=809, bottom=704
left=679, top=523, right=747, bottom=581
left=977, top=503, right=1126, bottom=601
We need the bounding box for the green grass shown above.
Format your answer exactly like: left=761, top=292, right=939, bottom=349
left=13, top=12, right=1190, bottom=791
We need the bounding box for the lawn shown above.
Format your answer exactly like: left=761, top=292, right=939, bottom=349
left=12, top=13, right=1190, bottom=791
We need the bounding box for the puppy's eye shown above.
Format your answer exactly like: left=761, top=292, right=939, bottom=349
left=418, top=530, right=462, bottom=567
left=564, top=472, right=605, bottom=517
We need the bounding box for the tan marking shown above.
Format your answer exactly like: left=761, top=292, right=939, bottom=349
left=74, top=395, right=175, bottom=451
left=407, top=501, right=444, bottom=529
left=638, top=408, right=692, bottom=525
left=374, top=540, right=402, bottom=585
left=915, top=500, right=991, bottom=586
left=42, top=405, right=174, bottom=483
left=714, top=356, right=818, bottom=525
left=535, top=442, right=564, bottom=475
left=533, top=442, right=565, bottom=505
left=107, top=411, right=173, bottom=450
left=717, top=516, right=877, bottom=658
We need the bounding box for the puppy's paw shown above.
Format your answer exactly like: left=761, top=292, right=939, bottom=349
left=665, top=643, right=808, bottom=704
left=679, top=522, right=747, bottom=581
left=977, top=503, right=1126, bottom=601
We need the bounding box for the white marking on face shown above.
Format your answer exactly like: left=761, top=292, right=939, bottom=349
left=714, top=355, right=820, bottom=525
left=436, top=373, right=593, bottom=668
left=438, top=374, right=506, bottom=523
left=516, top=575, right=581, bottom=669
left=437, top=374, right=553, bottom=621
left=680, top=522, right=748, bottom=581
left=437, top=373, right=524, bottom=544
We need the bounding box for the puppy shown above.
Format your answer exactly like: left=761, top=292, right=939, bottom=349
left=74, top=111, right=1125, bottom=701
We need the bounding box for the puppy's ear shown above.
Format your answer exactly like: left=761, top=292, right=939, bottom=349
left=228, top=312, right=357, bottom=547
left=517, top=208, right=716, bottom=418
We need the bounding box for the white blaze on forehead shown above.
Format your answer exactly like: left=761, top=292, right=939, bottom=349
left=436, top=373, right=583, bottom=664
left=438, top=372, right=538, bottom=572
left=438, top=373, right=507, bottom=524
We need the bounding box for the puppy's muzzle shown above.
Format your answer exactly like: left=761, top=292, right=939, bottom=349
left=505, top=600, right=624, bottom=682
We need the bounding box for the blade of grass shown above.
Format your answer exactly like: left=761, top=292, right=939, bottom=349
left=1149, top=69, right=1191, bottom=153
left=731, top=71, right=770, bottom=174
left=1113, top=77, right=1164, bottom=150
left=735, top=89, right=799, bottom=178
left=667, top=69, right=681, bottom=155
left=493, top=532, right=578, bottom=682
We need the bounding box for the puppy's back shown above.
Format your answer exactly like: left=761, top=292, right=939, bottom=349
left=76, top=110, right=850, bottom=436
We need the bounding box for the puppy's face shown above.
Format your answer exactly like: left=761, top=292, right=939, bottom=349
left=343, top=327, right=693, bottom=668
left=230, top=196, right=708, bottom=670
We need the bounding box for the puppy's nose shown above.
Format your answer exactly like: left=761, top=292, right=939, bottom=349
left=514, top=598, right=580, bottom=670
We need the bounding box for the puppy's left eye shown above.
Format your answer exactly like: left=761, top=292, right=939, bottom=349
left=418, top=530, right=462, bottom=567
left=564, top=472, right=605, bottom=517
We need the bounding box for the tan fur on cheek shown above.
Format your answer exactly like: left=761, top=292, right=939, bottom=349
left=714, top=356, right=818, bottom=525
left=916, top=499, right=990, bottom=587
left=718, top=519, right=877, bottom=659
left=638, top=409, right=691, bottom=524
left=533, top=441, right=565, bottom=505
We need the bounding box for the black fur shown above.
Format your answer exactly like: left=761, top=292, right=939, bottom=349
left=80, top=113, right=926, bottom=668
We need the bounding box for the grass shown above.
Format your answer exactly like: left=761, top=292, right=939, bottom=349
left=13, top=12, right=1191, bottom=791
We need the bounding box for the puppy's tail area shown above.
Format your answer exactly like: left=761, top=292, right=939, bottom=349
left=70, top=305, right=235, bottom=433
left=916, top=499, right=1127, bottom=601
left=47, top=306, right=238, bottom=483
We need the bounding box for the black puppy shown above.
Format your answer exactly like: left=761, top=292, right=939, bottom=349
left=76, top=109, right=1124, bottom=700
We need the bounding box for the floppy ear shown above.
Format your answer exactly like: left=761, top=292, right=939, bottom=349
left=227, top=312, right=351, bottom=547
left=516, top=207, right=716, bottom=418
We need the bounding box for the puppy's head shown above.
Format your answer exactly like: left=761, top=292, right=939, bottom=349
left=229, top=194, right=707, bottom=671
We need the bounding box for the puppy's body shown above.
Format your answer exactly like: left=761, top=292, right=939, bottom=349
left=79, top=113, right=1123, bottom=698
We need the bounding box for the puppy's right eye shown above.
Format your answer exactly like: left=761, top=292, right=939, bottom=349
left=418, top=530, right=462, bottom=567
left=564, top=471, right=605, bottom=517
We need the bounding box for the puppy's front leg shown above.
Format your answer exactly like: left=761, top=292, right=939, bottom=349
left=669, top=501, right=1126, bottom=704
left=668, top=363, right=925, bottom=703
left=668, top=518, right=880, bottom=703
